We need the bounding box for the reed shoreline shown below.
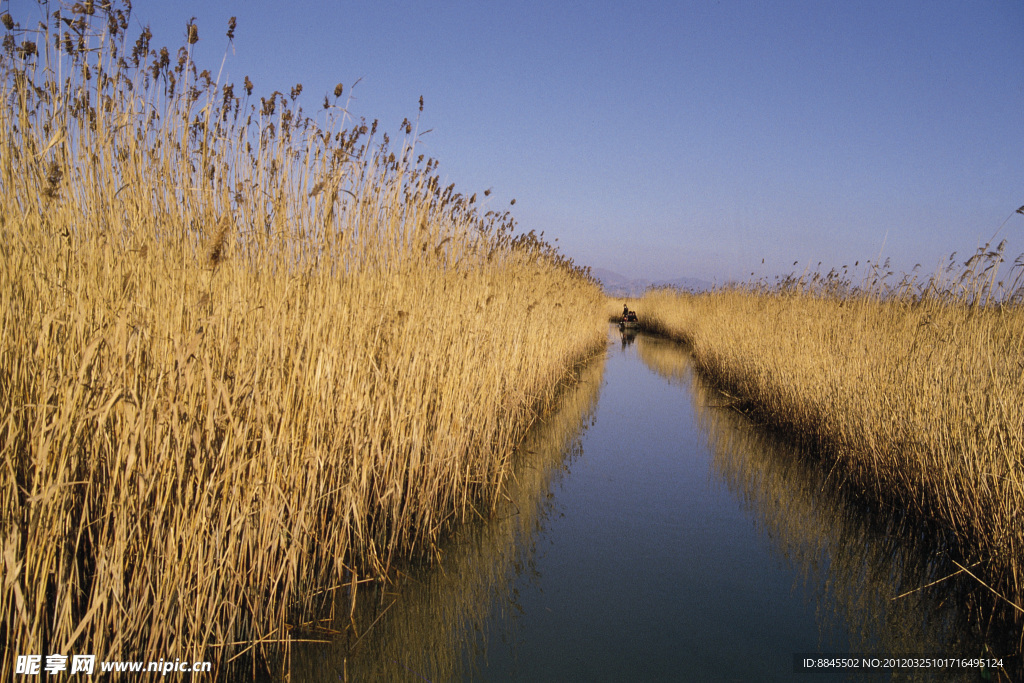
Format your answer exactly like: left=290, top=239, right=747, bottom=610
left=609, top=270, right=1024, bottom=625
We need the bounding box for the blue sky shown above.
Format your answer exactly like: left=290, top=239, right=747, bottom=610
left=105, top=1, right=1024, bottom=282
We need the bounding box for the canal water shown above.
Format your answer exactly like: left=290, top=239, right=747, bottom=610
left=289, top=326, right=1014, bottom=682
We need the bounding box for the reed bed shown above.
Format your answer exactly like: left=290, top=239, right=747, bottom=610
left=629, top=249, right=1024, bottom=618
left=0, top=2, right=605, bottom=677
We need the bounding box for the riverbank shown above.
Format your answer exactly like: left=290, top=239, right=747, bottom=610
left=612, top=259, right=1024, bottom=618
left=0, top=6, right=605, bottom=677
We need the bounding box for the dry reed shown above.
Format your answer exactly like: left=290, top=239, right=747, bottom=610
left=627, top=246, right=1024, bottom=618
left=0, top=2, right=604, bottom=677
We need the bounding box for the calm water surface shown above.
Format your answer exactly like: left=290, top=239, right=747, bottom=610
left=290, top=327, right=1013, bottom=682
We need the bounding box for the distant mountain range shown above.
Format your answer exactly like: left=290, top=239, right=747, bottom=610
left=590, top=268, right=714, bottom=297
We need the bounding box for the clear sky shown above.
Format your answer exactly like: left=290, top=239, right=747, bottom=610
left=98, top=1, right=1024, bottom=283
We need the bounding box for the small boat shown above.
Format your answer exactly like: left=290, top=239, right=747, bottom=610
left=619, top=311, right=639, bottom=329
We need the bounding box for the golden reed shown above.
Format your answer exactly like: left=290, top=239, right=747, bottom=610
left=626, top=247, right=1024, bottom=621
left=0, top=3, right=605, bottom=676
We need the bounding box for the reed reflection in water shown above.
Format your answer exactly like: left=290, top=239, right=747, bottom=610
left=288, top=330, right=1017, bottom=682
left=286, top=353, right=607, bottom=682
left=636, top=332, right=1018, bottom=680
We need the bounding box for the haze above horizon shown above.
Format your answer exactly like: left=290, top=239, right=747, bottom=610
left=78, top=0, right=1024, bottom=283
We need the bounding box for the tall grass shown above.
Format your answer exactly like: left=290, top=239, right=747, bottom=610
left=630, top=246, right=1024, bottom=618
left=0, top=2, right=605, bottom=676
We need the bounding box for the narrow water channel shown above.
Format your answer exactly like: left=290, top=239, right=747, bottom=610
left=289, top=326, right=1015, bottom=682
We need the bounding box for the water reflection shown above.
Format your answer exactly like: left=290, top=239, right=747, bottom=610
left=633, top=333, right=691, bottom=386
left=285, top=330, right=1019, bottom=681
left=634, top=332, right=1018, bottom=677
left=618, top=327, right=637, bottom=350
left=287, top=353, right=607, bottom=682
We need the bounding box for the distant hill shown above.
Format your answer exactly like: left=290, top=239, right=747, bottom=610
left=591, top=268, right=714, bottom=297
